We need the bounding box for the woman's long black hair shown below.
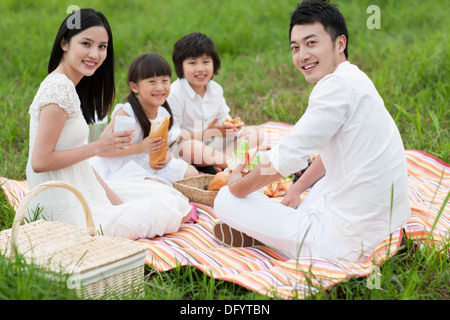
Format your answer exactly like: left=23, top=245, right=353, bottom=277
left=48, top=8, right=115, bottom=125
left=126, top=53, right=174, bottom=138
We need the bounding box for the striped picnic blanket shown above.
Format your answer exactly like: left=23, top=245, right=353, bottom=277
left=1, top=121, right=449, bottom=299
left=138, top=122, right=450, bottom=299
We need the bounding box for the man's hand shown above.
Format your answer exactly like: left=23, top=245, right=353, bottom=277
left=227, top=155, right=283, bottom=198
left=280, top=185, right=302, bottom=208
left=227, top=162, right=246, bottom=195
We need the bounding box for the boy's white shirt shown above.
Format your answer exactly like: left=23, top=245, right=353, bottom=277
left=167, top=78, right=231, bottom=133
left=266, top=61, right=411, bottom=255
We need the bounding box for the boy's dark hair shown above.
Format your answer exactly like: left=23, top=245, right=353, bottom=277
left=126, top=53, right=173, bottom=138
left=48, top=8, right=115, bottom=124
left=289, top=0, right=349, bottom=58
left=172, top=32, right=221, bottom=78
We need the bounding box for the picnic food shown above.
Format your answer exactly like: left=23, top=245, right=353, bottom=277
left=149, top=116, right=170, bottom=168
left=227, top=140, right=260, bottom=174
left=264, top=177, right=293, bottom=198
left=207, top=172, right=229, bottom=190
left=223, top=117, right=244, bottom=127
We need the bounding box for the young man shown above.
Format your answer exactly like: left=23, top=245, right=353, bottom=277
left=213, top=0, right=411, bottom=262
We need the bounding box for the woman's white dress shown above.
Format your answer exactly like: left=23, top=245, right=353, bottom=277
left=26, top=73, right=192, bottom=239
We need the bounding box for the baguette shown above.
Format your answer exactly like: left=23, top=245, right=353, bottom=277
left=149, top=116, right=170, bottom=168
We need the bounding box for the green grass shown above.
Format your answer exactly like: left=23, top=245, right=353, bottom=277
left=0, top=0, right=449, bottom=301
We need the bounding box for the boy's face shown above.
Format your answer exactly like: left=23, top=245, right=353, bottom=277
left=290, top=22, right=346, bottom=84
left=182, top=54, right=214, bottom=95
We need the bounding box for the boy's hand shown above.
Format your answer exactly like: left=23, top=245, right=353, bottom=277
left=206, top=117, right=239, bottom=138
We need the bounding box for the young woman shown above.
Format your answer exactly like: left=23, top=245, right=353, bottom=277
left=26, top=9, right=192, bottom=240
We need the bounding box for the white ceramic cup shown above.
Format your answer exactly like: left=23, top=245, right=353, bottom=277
left=114, top=116, right=135, bottom=134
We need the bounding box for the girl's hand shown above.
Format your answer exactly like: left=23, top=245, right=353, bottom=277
left=153, top=151, right=172, bottom=170
left=141, top=137, right=165, bottom=154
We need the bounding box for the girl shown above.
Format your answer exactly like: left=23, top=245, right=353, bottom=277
left=167, top=32, right=265, bottom=173
left=91, top=53, right=199, bottom=185
left=26, top=9, right=192, bottom=240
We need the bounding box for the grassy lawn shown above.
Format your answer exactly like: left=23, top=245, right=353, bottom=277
left=0, top=0, right=448, bottom=300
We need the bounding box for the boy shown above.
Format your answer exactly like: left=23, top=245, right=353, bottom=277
left=167, top=32, right=264, bottom=172
left=213, top=0, right=411, bottom=262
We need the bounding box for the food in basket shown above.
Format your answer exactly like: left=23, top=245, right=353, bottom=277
left=173, top=175, right=219, bottom=207
left=207, top=172, right=228, bottom=190
left=149, top=116, right=169, bottom=168
left=223, top=117, right=244, bottom=127
left=227, top=140, right=260, bottom=174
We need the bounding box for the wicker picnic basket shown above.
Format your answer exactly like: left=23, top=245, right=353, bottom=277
left=173, top=174, right=219, bottom=207
left=0, top=180, right=149, bottom=299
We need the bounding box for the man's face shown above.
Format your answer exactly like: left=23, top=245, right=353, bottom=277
left=290, top=22, right=346, bottom=84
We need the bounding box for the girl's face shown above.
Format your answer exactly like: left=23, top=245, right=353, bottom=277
left=182, top=54, right=214, bottom=96
left=130, top=75, right=171, bottom=112
left=60, top=26, right=109, bottom=84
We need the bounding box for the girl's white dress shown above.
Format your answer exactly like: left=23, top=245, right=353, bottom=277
left=90, top=102, right=188, bottom=185
left=26, top=73, right=192, bottom=239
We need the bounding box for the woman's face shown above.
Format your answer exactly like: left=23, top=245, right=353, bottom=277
left=60, top=26, right=109, bottom=82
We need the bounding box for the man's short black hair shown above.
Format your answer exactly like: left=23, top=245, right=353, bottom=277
left=289, top=0, right=349, bottom=58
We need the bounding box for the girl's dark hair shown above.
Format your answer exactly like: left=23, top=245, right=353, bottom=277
left=48, top=8, right=115, bottom=125
left=172, top=32, right=221, bottom=78
left=126, top=53, right=174, bottom=138
left=289, top=0, right=349, bottom=58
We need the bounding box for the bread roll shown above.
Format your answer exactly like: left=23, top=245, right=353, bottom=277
left=207, top=172, right=228, bottom=190
left=223, top=117, right=244, bottom=127
left=149, top=116, right=170, bottom=168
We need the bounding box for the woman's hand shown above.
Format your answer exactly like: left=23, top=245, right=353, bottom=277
left=96, top=125, right=135, bottom=157
left=32, top=104, right=135, bottom=172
